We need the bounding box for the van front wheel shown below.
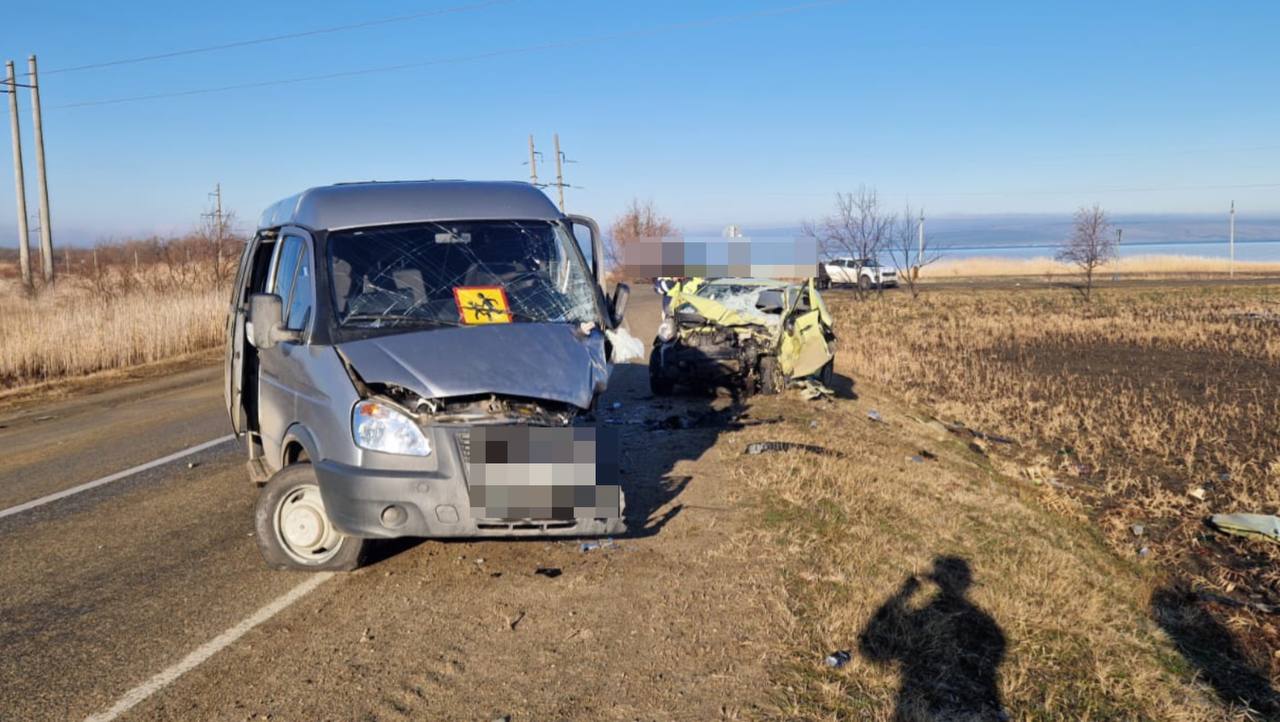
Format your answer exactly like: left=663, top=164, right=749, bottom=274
left=254, top=463, right=365, bottom=572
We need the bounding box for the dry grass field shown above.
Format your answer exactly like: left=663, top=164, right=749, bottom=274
left=726, top=388, right=1231, bottom=720
left=788, top=281, right=1280, bottom=717
left=0, top=243, right=234, bottom=391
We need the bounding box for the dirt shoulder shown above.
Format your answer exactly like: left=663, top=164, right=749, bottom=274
left=0, top=346, right=221, bottom=417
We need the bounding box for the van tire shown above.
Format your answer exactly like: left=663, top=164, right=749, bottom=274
left=254, top=463, right=366, bottom=572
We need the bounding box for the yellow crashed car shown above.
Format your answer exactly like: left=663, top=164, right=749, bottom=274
left=649, top=277, right=835, bottom=395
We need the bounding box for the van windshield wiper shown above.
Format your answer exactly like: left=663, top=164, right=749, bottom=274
left=342, top=313, right=460, bottom=328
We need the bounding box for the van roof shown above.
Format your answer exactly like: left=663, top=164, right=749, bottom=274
left=257, top=180, right=562, bottom=232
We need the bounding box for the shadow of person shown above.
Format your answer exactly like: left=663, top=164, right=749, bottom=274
left=602, top=361, right=745, bottom=540
left=1151, top=585, right=1280, bottom=716
left=859, top=556, right=1008, bottom=721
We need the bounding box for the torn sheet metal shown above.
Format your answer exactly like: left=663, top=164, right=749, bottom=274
left=1209, top=513, right=1280, bottom=543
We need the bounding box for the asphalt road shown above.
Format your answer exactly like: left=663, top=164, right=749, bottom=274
left=0, top=291, right=776, bottom=721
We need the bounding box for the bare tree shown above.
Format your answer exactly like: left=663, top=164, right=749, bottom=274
left=886, top=204, right=938, bottom=300
left=1058, top=204, right=1115, bottom=301
left=803, top=187, right=892, bottom=296
left=609, top=198, right=680, bottom=279
left=195, top=208, right=242, bottom=287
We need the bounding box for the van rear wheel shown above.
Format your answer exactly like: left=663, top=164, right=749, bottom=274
left=254, top=463, right=365, bottom=572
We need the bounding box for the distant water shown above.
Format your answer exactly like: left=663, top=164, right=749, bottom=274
left=933, top=239, right=1280, bottom=262
left=675, top=235, right=1280, bottom=267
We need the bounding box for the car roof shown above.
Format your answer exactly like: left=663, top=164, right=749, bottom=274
left=257, top=180, right=562, bottom=232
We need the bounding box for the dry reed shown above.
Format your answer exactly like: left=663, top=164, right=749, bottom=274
left=0, top=273, right=226, bottom=390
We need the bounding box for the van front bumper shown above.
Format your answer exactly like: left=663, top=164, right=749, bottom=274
left=313, top=459, right=626, bottom=539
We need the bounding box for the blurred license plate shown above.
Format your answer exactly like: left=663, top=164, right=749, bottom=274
left=467, top=426, right=620, bottom=520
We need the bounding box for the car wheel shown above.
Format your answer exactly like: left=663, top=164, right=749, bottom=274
left=756, top=356, right=783, bottom=395
left=648, top=347, right=676, bottom=396
left=254, top=463, right=365, bottom=572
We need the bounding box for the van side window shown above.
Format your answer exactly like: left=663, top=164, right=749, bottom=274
left=286, top=244, right=314, bottom=331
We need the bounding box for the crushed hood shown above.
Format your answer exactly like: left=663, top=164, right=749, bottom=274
left=337, top=324, right=608, bottom=409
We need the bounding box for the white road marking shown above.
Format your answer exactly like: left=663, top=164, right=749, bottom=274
left=0, top=434, right=236, bottom=520
left=84, top=572, right=334, bottom=722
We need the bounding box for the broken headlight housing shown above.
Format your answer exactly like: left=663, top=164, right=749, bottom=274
left=352, top=400, right=432, bottom=457
left=657, top=317, right=677, bottom=342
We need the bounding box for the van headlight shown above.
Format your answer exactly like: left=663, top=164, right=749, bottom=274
left=352, top=400, right=432, bottom=457
left=657, top=317, right=677, bottom=342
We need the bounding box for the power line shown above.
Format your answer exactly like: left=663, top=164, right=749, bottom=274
left=30, top=0, right=518, bottom=76
left=50, top=0, right=848, bottom=109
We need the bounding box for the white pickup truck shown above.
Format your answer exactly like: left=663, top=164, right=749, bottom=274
left=821, top=257, right=898, bottom=290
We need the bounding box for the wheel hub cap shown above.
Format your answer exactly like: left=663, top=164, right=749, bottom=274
left=274, top=483, right=342, bottom=564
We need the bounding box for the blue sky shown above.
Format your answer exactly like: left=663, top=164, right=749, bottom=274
left=1, top=0, right=1279, bottom=245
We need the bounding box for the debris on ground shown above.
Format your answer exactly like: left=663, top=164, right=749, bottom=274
left=580, top=538, right=621, bottom=553
left=1208, top=513, right=1280, bottom=543
left=1196, top=591, right=1280, bottom=614
left=1131, top=524, right=1145, bottom=537
left=1187, top=487, right=1207, bottom=501
left=867, top=410, right=883, bottom=423
left=641, top=410, right=782, bottom=431
left=791, top=378, right=835, bottom=401
left=534, top=567, right=562, bottom=578
left=823, top=650, right=852, bottom=668
left=1138, top=547, right=1151, bottom=558
left=744, top=441, right=842, bottom=457
left=506, top=611, right=525, bottom=631
left=186, top=462, right=199, bottom=469
left=942, top=420, right=1016, bottom=445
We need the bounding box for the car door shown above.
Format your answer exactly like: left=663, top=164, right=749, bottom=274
left=256, top=233, right=313, bottom=466
left=224, top=236, right=259, bottom=436
left=778, top=282, right=834, bottom=378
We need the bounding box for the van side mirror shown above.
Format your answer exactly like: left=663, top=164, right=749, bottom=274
left=609, top=283, right=630, bottom=327
left=249, top=293, right=300, bottom=349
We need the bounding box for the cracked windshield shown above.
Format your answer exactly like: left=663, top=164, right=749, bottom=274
left=328, top=220, right=598, bottom=333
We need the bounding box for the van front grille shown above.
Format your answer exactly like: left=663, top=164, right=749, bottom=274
left=455, top=431, right=471, bottom=465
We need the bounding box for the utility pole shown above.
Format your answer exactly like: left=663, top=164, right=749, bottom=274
left=1111, top=228, right=1123, bottom=282
left=527, top=134, right=539, bottom=186
left=28, top=55, right=53, bottom=283
left=553, top=133, right=566, bottom=212
left=1229, top=200, right=1236, bottom=279
left=5, top=60, right=31, bottom=289
left=917, top=209, right=925, bottom=264
left=202, top=183, right=225, bottom=284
